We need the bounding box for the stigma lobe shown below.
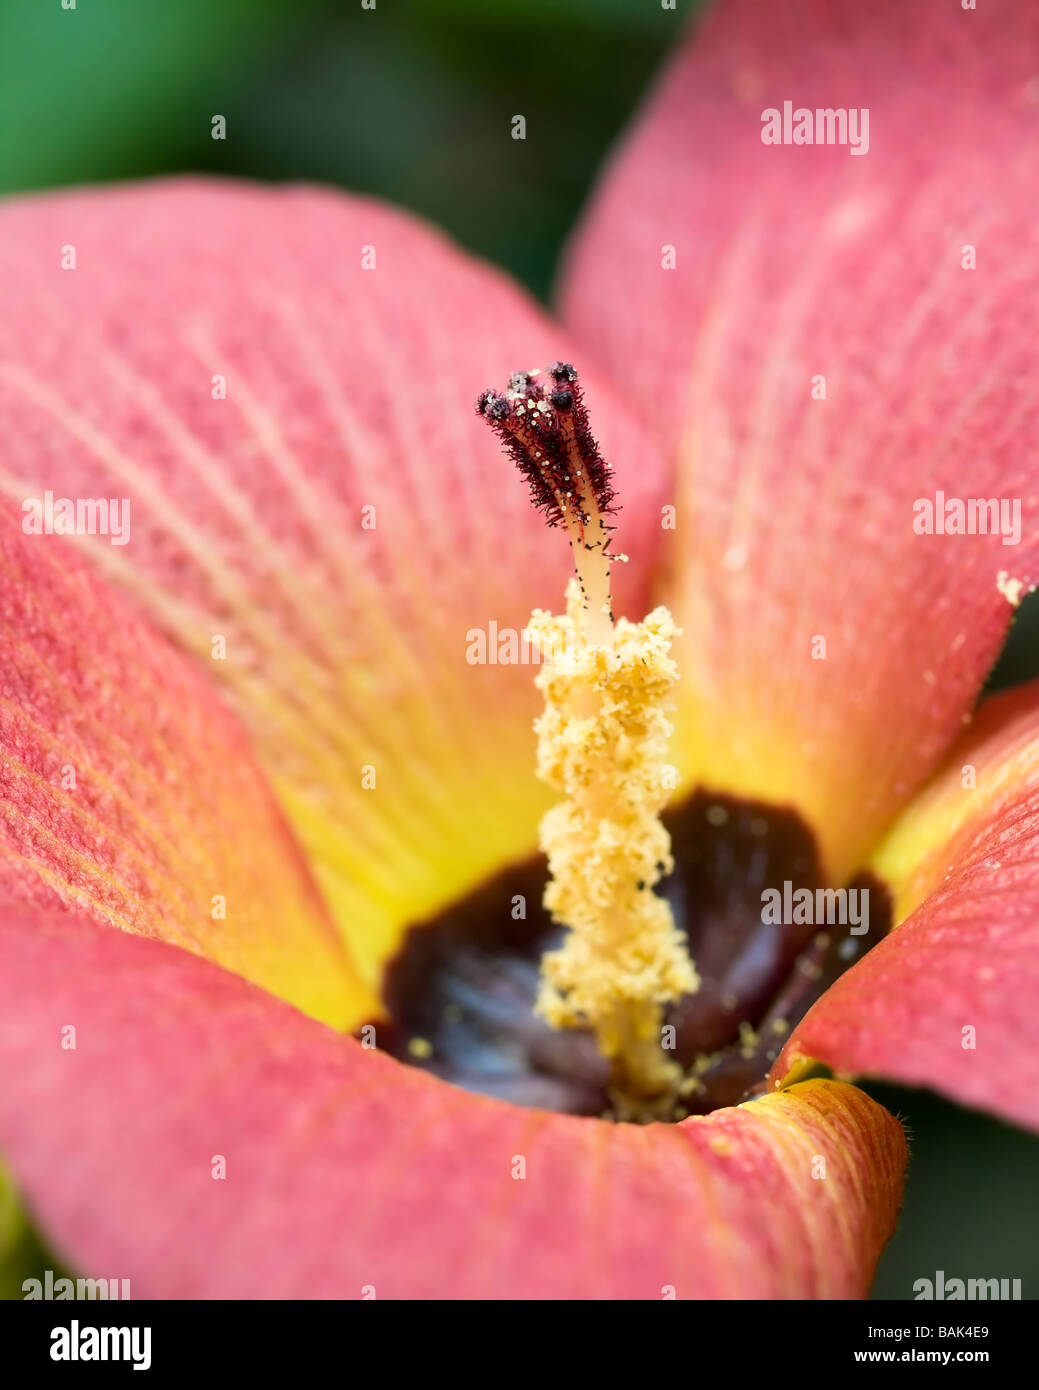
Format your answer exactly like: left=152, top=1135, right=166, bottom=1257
left=476, top=363, right=616, bottom=534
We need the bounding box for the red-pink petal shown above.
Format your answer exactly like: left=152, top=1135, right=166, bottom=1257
left=0, top=178, right=670, bottom=984
left=0, top=908, right=906, bottom=1299
left=0, top=510, right=373, bottom=1028
left=562, top=0, right=1039, bottom=883
left=775, top=679, right=1039, bottom=1132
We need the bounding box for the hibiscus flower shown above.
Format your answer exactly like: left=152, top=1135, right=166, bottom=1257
left=0, top=0, right=1036, bottom=1300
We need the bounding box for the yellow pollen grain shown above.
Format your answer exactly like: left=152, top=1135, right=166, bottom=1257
left=997, top=570, right=1030, bottom=607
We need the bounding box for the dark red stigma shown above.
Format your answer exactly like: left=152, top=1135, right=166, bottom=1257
left=476, top=363, right=616, bottom=529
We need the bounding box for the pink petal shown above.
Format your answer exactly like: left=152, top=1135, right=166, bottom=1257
left=775, top=679, right=1039, bottom=1132
left=0, top=178, right=671, bottom=984
left=0, top=511, right=372, bottom=1028
left=0, top=908, right=906, bottom=1299
left=562, top=0, right=1039, bottom=883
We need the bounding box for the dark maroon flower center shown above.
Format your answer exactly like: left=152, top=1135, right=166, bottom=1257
left=373, top=792, right=890, bottom=1122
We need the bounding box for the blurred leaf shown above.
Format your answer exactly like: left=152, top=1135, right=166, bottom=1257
left=984, top=589, right=1039, bottom=693
left=0, top=0, right=326, bottom=192
left=863, top=1083, right=1039, bottom=1300
left=0, top=1163, right=73, bottom=1302
left=0, top=0, right=701, bottom=301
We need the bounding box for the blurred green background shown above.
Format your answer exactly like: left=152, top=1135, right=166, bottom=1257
left=1, top=0, right=1037, bottom=1302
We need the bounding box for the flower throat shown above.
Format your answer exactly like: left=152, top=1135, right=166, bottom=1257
left=375, top=365, right=889, bottom=1124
